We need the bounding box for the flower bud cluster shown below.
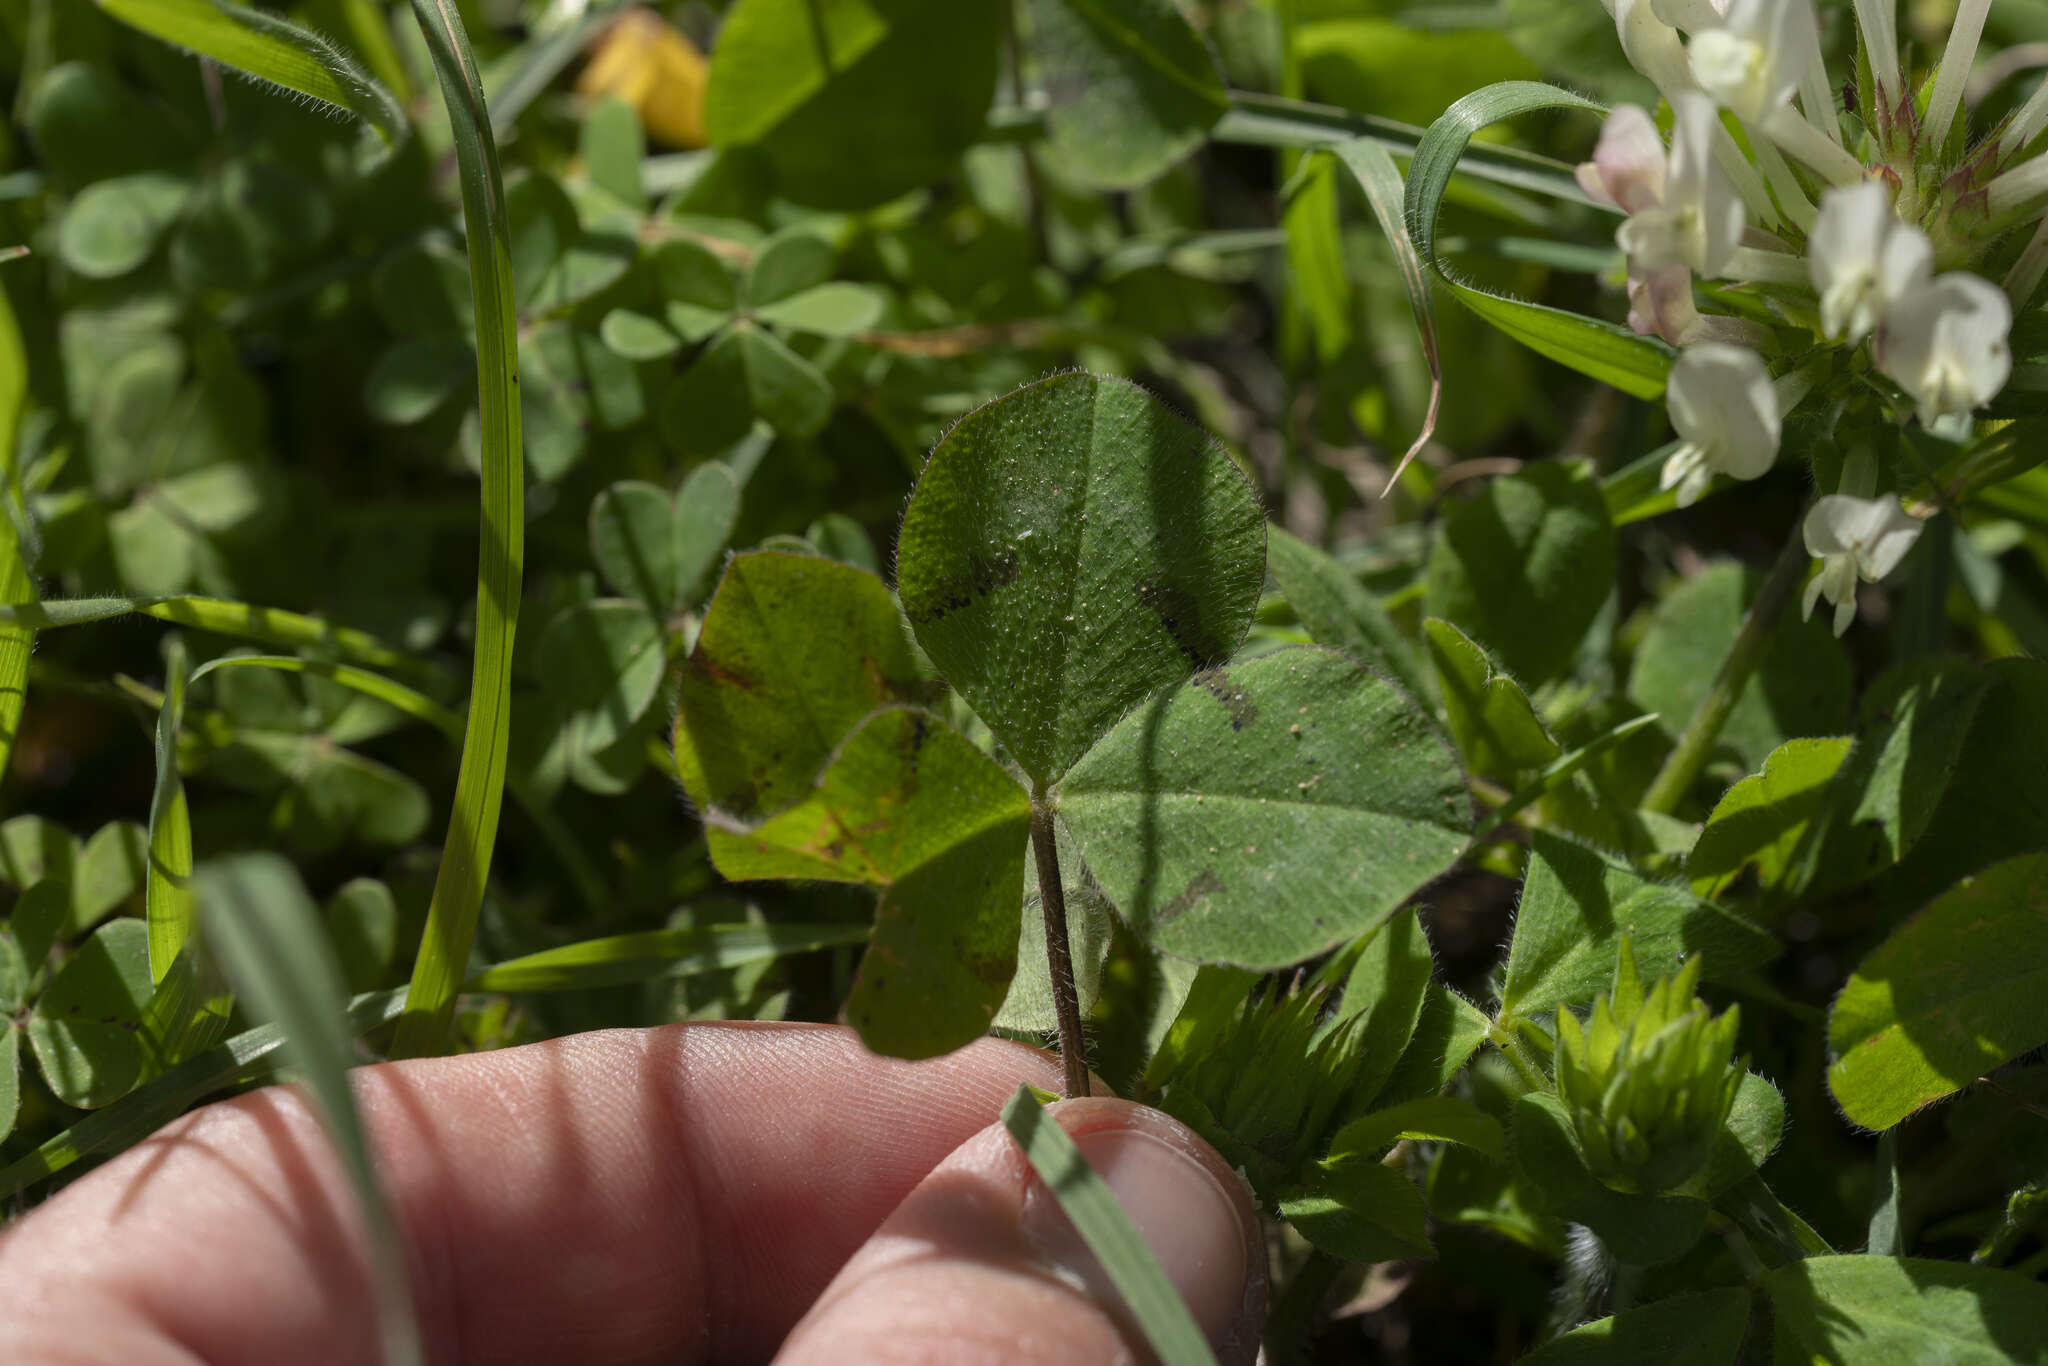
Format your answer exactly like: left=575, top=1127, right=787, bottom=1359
left=1554, top=940, right=1744, bottom=1197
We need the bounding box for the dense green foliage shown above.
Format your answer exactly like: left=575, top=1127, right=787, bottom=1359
left=4, top=0, right=2048, bottom=1361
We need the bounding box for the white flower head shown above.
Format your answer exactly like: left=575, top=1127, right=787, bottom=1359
left=1801, top=494, right=1921, bottom=635
left=1612, top=92, right=1746, bottom=276
left=1687, top=0, right=1822, bottom=124
left=1659, top=342, right=1782, bottom=507
left=1877, top=273, right=2014, bottom=424
left=1808, top=183, right=1932, bottom=344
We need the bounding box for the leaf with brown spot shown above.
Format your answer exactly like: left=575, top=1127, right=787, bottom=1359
left=704, top=706, right=1033, bottom=1060
left=897, top=373, right=1265, bottom=784
left=1057, top=646, right=1471, bottom=969
left=675, top=550, right=928, bottom=826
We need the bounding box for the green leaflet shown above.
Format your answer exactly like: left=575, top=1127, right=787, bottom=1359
left=1266, top=526, right=1431, bottom=703
left=1516, top=1289, right=1750, bottom=1365
left=1500, top=831, right=1778, bottom=1021
left=1766, top=1255, right=2048, bottom=1363
left=94, top=0, right=405, bottom=156
left=1403, top=81, right=1672, bottom=397
left=1280, top=1159, right=1434, bottom=1262
left=1058, top=646, right=1471, bottom=969
left=1423, top=461, right=1616, bottom=686
left=26, top=918, right=155, bottom=1110
left=589, top=468, right=741, bottom=612
left=897, top=372, right=1266, bottom=785
left=674, top=551, right=928, bottom=828
left=702, top=0, right=1003, bottom=208
left=1829, top=853, right=2048, bottom=1130
left=1424, top=618, right=1560, bottom=782
left=1029, top=0, right=1229, bottom=190
left=706, top=706, right=1032, bottom=1059
left=1687, top=736, right=1856, bottom=903
left=393, top=0, right=526, bottom=1059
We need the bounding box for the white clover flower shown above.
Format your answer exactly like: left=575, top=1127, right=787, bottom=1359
left=1610, top=93, right=1745, bottom=277
left=1686, top=0, right=1820, bottom=125
left=1801, top=494, right=1921, bottom=635
left=1808, top=183, right=1931, bottom=344
left=1876, top=273, right=2013, bottom=425
left=1601, top=0, right=1699, bottom=99
left=1575, top=104, right=1667, bottom=214
left=1659, top=343, right=1781, bottom=507
left=1649, top=0, right=1729, bottom=31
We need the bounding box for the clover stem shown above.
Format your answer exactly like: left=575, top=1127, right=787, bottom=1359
left=1640, top=527, right=1810, bottom=816
left=1030, top=792, right=1090, bottom=1098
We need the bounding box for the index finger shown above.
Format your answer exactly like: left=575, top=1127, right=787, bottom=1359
left=0, top=1022, right=1067, bottom=1366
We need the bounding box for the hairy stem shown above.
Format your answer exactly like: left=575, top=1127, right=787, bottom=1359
left=1640, top=529, right=1809, bottom=816
left=1030, top=795, right=1090, bottom=1098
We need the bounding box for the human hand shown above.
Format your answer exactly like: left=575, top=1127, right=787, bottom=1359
left=0, top=1023, right=1265, bottom=1365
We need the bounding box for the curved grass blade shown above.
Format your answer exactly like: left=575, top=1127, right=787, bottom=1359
left=1214, top=90, right=1591, bottom=205
left=94, top=0, right=405, bottom=153
left=201, top=853, right=421, bottom=1366
left=0, top=269, right=34, bottom=789
left=394, top=0, right=526, bottom=1058
left=0, top=596, right=438, bottom=680
left=1001, top=1086, right=1219, bottom=1366
left=465, top=922, right=870, bottom=993
left=1404, top=82, right=1673, bottom=399
left=1330, top=138, right=1438, bottom=494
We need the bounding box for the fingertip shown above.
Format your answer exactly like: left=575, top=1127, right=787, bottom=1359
left=1032, top=1099, right=1267, bottom=1365
left=777, top=1097, right=1266, bottom=1366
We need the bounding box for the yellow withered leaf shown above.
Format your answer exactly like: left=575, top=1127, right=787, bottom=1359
left=576, top=8, right=708, bottom=148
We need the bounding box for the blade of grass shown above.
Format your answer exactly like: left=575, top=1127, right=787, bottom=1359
left=466, top=922, right=871, bottom=992
left=1329, top=137, right=1439, bottom=494
left=1000, top=1086, right=1221, bottom=1366
left=394, top=0, right=525, bottom=1058
left=202, top=853, right=421, bottom=1366
left=0, top=267, right=34, bottom=790
left=0, top=596, right=439, bottom=680
left=94, top=0, right=405, bottom=152
left=146, top=637, right=195, bottom=981
left=1213, top=90, right=1593, bottom=205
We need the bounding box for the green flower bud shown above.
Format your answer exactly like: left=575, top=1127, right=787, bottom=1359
left=1553, top=937, right=1745, bottom=1196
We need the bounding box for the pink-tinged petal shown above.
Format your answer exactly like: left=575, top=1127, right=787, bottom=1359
left=1627, top=264, right=1697, bottom=343
left=1589, top=105, right=1669, bottom=214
